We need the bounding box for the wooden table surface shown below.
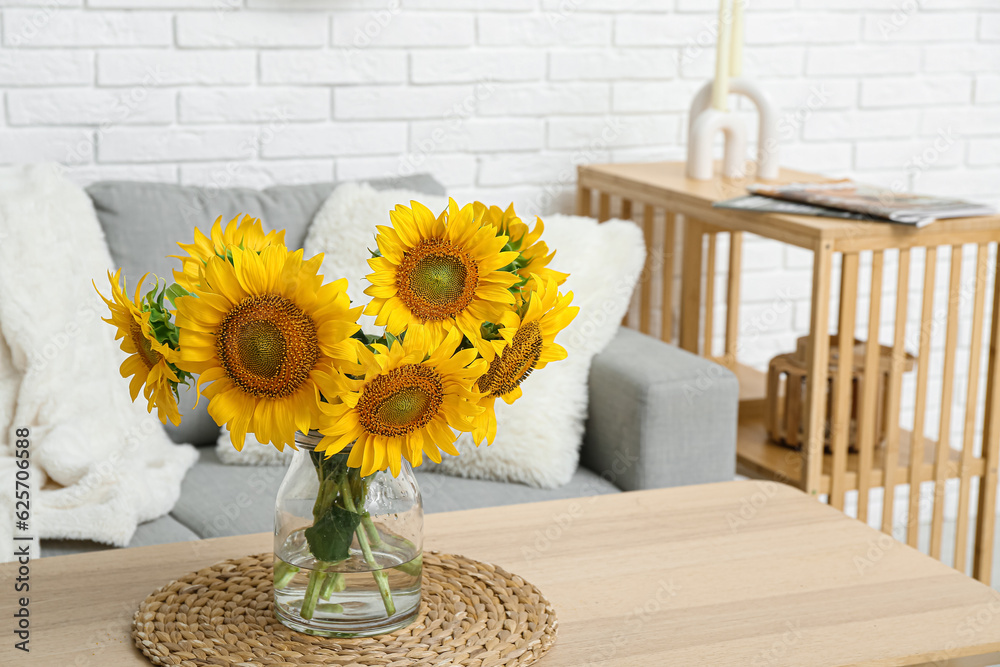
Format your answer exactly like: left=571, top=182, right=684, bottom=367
left=5, top=480, right=1000, bottom=667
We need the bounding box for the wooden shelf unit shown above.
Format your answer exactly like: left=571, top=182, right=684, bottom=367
left=579, top=161, right=1000, bottom=584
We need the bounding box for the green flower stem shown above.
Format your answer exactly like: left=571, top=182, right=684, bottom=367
left=315, top=479, right=338, bottom=520
left=273, top=560, right=299, bottom=590
left=300, top=569, right=327, bottom=620
left=299, top=458, right=342, bottom=619
left=340, top=477, right=395, bottom=617
left=315, top=602, right=345, bottom=615
left=361, top=512, right=384, bottom=547
left=320, top=571, right=345, bottom=599
left=394, top=552, right=422, bottom=578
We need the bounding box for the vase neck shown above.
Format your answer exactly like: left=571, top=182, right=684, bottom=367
left=294, top=430, right=325, bottom=451
left=294, top=431, right=358, bottom=459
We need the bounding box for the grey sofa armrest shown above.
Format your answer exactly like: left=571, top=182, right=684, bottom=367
left=581, top=327, right=738, bottom=491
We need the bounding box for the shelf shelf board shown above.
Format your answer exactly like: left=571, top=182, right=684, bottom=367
left=736, top=415, right=977, bottom=495
left=725, top=361, right=979, bottom=493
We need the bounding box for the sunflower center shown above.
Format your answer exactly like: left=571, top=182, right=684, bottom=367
left=413, top=255, right=466, bottom=303
left=477, top=321, right=543, bottom=397
left=238, top=320, right=285, bottom=379
left=397, top=238, right=479, bottom=322
left=357, top=364, right=444, bottom=437
left=217, top=294, right=319, bottom=399
left=129, top=320, right=161, bottom=370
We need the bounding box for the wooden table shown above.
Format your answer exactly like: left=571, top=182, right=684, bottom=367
left=577, top=161, right=1000, bottom=584
left=5, top=481, right=1000, bottom=666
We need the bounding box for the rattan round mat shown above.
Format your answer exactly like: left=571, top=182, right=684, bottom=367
left=132, top=551, right=557, bottom=667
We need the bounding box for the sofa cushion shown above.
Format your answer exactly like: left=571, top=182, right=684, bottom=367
left=429, top=214, right=646, bottom=488
left=169, top=448, right=620, bottom=540
left=87, top=174, right=445, bottom=290
left=85, top=174, right=446, bottom=447
left=418, top=466, right=620, bottom=514
left=40, top=515, right=199, bottom=558
left=583, top=327, right=738, bottom=491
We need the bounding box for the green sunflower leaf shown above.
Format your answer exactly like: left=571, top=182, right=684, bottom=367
left=503, top=237, right=524, bottom=253
left=480, top=321, right=501, bottom=340
left=305, top=504, right=361, bottom=564
left=165, top=283, right=191, bottom=308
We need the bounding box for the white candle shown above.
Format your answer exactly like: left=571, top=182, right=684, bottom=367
left=730, top=0, right=744, bottom=78
left=712, top=0, right=733, bottom=112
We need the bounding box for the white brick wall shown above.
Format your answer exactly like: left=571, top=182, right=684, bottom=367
left=1, top=1, right=998, bottom=455
left=2, top=10, right=174, bottom=48
left=176, top=12, right=329, bottom=47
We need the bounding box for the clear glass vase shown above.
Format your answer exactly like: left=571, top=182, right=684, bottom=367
left=273, top=431, right=423, bottom=637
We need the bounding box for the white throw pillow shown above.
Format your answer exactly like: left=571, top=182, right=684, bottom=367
left=433, top=213, right=646, bottom=488
left=305, top=183, right=449, bottom=336
left=300, top=182, right=646, bottom=488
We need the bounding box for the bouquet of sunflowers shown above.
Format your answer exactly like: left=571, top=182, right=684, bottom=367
left=96, top=199, right=576, bottom=633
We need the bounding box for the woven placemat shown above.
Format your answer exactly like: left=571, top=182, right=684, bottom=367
left=132, top=551, right=557, bottom=667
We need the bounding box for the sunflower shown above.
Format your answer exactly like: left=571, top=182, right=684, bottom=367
left=471, top=275, right=578, bottom=445
left=95, top=269, right=182, bottom=427
left=363, top=199, right=520, bottom=357
left=173, top=213, right=286, bottom=292
left=315, top=327, right=486, bottom=477
left=475, top=202, right=568, bottom=289
left=174, top=245, right=362, bottom=451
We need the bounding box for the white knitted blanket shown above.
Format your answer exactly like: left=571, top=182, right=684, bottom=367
left=0, top=165, right=198, bottom=560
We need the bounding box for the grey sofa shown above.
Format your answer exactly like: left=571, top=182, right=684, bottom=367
left=41, top=174, right=739, bottom=557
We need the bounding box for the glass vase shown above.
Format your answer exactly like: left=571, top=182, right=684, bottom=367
left=273, top=431, right=423, bottom=637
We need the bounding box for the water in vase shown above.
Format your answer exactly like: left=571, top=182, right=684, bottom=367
left=273, top=529, right=422, bottom=637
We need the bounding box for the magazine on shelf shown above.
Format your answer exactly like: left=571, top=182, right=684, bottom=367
left=741, top=179, right=995, bottom=228
left=714, top=194, right=872, bottom=221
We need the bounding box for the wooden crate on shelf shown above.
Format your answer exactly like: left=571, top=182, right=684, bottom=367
left=766, top=335, right=915, bottom=452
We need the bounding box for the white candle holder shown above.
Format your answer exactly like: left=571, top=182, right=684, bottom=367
left=686, top=77, right=780, bottom=182
left=686, top=77, right=780, bottom=181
